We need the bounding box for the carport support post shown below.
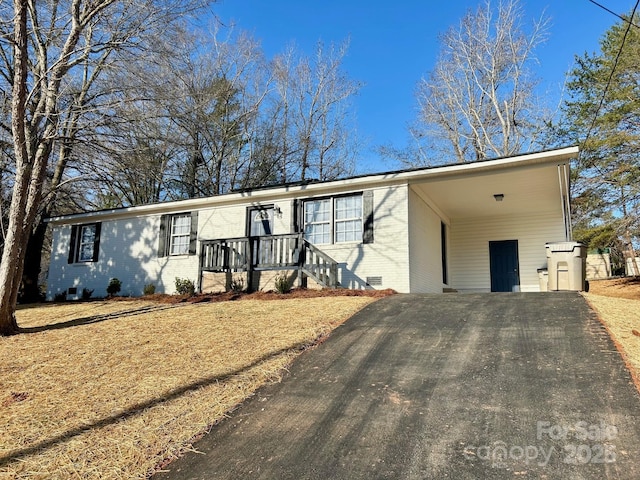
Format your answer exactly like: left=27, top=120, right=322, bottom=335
left=197, top=245, right=203, bottom=294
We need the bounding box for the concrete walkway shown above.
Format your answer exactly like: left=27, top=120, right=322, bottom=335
left=154, top=293, right=640, bottom=479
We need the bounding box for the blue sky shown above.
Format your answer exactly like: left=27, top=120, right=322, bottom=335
left=212, top=0, right=635, bottom=172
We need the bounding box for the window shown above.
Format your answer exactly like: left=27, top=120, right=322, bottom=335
left=78, top=224, right=97, bottom=261
left=158, top=212, right=198, bottom=257
left=170, top=214, right=191, bottom=255
left=304, top=199, right=331, bottom=244
left=335, top=195, right=362, bottom=243
left=303, top=194, right=363, bottom=244
left=68, top=223, right=101, bottom=264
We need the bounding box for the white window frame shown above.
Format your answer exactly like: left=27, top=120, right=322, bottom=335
left=304, top=198, right=331, bottom=244
left=170, top=214, right=191, bottom=255
left=303, top=194, right=363, bottom=245
left=76, top=224, right=97, bottom=262
left=334, top=195, right=363, bottom=243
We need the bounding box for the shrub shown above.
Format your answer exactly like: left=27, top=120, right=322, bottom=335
left=53, top=291, right=67, bottom=302
left=229, top=276, right=245, bottom=293
left=106, top=278, right=122, bottom=297
left=143, top=284, right=156, bottom=296
left=274, top=272, right=292, bottom=294
left=175, top=277, right=195, bottom=296
left=81, top=288, right=94, bottom=300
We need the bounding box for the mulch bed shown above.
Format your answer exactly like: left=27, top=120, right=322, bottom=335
left=142, top=288, right=397, bottom=304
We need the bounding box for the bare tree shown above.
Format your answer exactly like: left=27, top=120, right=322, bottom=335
left=20, top=27, right=132, bottom=302
left=413, top=0, right=549, bottom=164
left=272, top=40, right=361, bottom=181
left=171, top=31, right=272, bottom=196
left=99, top=29, right=273, bottom=201
left=0, top=0, right=210, bottom=335
left=87, top=32, right=361, bottom=208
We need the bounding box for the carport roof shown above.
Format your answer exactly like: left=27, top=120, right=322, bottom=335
left=411, top=159, right=571, bottom=220
left=47, top=146, right=578, bottom=225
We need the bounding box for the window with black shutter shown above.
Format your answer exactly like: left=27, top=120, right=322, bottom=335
left=158, top=212, right=198, bottom=257
left=68, top=222, right=101, bottom=263
left=301, top=191, right=374, bottom=245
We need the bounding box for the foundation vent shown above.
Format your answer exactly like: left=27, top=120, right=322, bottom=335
left=366, top=276, right=383, bottom=286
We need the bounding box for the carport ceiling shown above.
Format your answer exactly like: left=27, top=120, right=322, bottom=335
left=411, top=163, right=566, bottom=220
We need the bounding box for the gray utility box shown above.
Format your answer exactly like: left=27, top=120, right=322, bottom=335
left=545, top=242, right=587, bottom=291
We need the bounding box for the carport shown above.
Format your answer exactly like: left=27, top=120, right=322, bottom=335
left=406, top=149, right=574, bottom=292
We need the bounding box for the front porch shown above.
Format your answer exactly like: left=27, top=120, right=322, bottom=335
left=199, top=233, right=339, bottom=292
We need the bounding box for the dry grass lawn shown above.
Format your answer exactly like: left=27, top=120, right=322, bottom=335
left=584, top=278, right=640, bottom=390
left=0, top=296, right=374, bottom=479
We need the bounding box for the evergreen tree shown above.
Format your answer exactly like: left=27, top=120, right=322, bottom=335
left=561, top=11, right=640, bottom=270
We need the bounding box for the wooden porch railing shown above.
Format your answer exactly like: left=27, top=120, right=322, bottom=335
left=300, top=240, right=338, bottom=289
left=199, top=233, right=339, bottom=290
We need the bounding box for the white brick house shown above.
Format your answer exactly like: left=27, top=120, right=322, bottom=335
left=45, top=147, right=577, bottom=299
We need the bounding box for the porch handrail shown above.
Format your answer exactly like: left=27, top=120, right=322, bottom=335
left=200, top=237, right=249, bottom=272
left=301, top=239, right=338, bottom=288
left=200, top=233, right=339, bottom=289
left=200, top=234, right=302, bottom=272
left=251, top=233, right=302, bottom=270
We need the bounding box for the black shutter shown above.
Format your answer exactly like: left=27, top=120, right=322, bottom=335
left=68, top=225, right=79, bottom=264
left=363, top=190, right=374, bottom=244
left=92, top=222, right=102, bottom=262
left=158, top=214, right=169, bottom=257
left=189, top=211, right=198, bottom=255
left=291, top=199, right=300, bottom=233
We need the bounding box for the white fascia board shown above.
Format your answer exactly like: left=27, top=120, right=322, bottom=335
left=398, top=146, right=579, bottom=182
left=47, top=146, right=578, bottom=226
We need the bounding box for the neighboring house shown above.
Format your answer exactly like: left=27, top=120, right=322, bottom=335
left=45, top=146, right=578, bottom=300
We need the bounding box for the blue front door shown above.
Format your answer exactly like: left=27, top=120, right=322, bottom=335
left=489, top=240, right=520, bottom=292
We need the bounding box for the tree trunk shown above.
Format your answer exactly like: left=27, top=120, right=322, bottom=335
left=21, top=220, right=48, bottom=303
left=0, top=0, right=29, bottom=336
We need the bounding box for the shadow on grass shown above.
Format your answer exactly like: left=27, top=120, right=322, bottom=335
left=0, top=341, right=310, bottom=468
left=18, top=304, right=178, bottom=333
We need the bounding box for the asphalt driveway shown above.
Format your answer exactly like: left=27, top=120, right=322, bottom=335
left=154, top=293, right=640, bottom=479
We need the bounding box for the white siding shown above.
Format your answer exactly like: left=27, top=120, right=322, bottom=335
left=199, top=204, right=248, bottom=239
left=449, top=213, right=567, bottom=292
left=47, top=185, right=413, bottom=298
left=313, top=185, right=411, bottom=293
left=407, top=188, right=446, bottom=293
left=47, top=215, right=199, bottom=299
left=197, top=188, right=411, bottom=292
left=198, top=201, right=292, bottom=240
left=46, top=175, right=569, bottom=298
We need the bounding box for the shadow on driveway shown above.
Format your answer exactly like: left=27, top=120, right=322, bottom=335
left=154, top=293, right=640, bottom=479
